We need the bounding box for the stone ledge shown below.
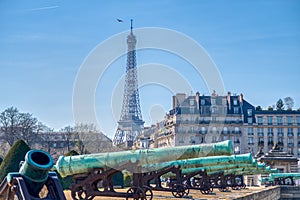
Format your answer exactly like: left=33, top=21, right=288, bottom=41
left=234, top=186, right=280, bottom=200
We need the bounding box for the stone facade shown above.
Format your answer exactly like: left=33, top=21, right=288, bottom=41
left=137, top=92, right=300, bottom=161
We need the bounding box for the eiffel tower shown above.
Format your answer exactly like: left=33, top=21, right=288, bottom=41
left=113, top=20, right=144, bottom=148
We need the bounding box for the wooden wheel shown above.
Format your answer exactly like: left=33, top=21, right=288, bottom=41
left=126, top=186, right=145, bottom=200
left=71, top=186, right=94, bottom=200
left=171, top=184, right=185, bottom=198
left=143, top=186, right=153, bottom=200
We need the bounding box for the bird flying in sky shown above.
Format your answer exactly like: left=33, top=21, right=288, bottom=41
left=117, top=18, right=124, bottom=22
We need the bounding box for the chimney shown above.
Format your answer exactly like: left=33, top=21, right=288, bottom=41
left=227, top=91, right=231, bottom=109
left=196, top=91, right=200, bottom=109
left=172, top=95, right=177, bottom=109
left=239, top=93, right=243, bottom=104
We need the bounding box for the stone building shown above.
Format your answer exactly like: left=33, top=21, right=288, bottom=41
left=138, top=92, right=300, bottom=160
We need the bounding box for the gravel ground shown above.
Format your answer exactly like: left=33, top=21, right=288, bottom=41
left=64, top=186, right=278, bottom=200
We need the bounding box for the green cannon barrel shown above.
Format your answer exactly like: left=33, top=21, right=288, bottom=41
left=18, top=150, right=54, bottom=197
left=181, top=162, right=269, bottom=175
left=269, top=173, right=300, bottom=180
left=142, top=153, right=253, bottom=172
left=54, top=140, right=233, bottom=177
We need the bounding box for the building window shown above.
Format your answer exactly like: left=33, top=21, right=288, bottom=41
left=288, top=128, right=294, bottom=137
left=278, top=137, right=283, bottom=145
left=247, top=117, right=253, bottom=124
left=277, top=116, right=283, bottom=125
left=248, top=137, right=253, bottom=145
left=190, top=99, right=194, bottom=106
left=258, top=128, right=263, bottom=137
left=234, top=107, right=239, bottom=114
left=223, top=127, right=228, bottom=134
left=268, top=137, right=274, bottom=146
left=233, top=99, right=238, bottom=105
left=211, top=106, right=217, bottom=114
left=278, top=128, right=283, bottom=137
left=288, top=147, right=293, bottom=155
left=258, top=137, right=264, bottom=143
left=201, top=127, right=206, bottom=134
left=248, top=128, right=253, bottom=135
left=234, top=127, right=240, bottom=134
left=268, top=128, right=273, bottom=137
left=288, top=137, right=293, bottom=144
left=297, top=116, right=300, bottom=125
left=247, top=109, right=252, bottom=116
left=298, top=148, right=300, bottom=156
left=267, top=116, right=273, bottom=125
left=201, top=99, right=205, bottom=105
left=257, top=117, right=263, bottom=125
left=287, top=116, right=293, bottom=125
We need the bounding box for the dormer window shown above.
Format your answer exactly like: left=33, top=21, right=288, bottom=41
left=247, top=109, right=252, bottom=116
left=201, top=99, right=205, bottom=105
left=189, top=99, right=194, bottom=106
left=233, top=99, right=238, bottom=105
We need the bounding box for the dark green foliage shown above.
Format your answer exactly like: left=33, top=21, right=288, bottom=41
left=64, top=150, right=79, bottom=156
left=0, top=157, right=3, bottom=166
left=0, top=140, right=30, bottom=182
left=57, top=173, right=73, bottom=190
left=267, top=106, right=274, bottom=111
left=124, top=174, right=132, bottom=187
left=276, top=99, right=284, bottom=111
left=255, top=106, right=262, bottom=111
left=112, top=171, right=124, bottom=188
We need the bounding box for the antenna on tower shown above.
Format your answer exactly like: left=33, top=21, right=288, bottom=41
left=130, top=19, right=133, bottom=32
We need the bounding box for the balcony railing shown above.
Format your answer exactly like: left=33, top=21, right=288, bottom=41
left=267, top=132, right=274, bottom=137
left=288, top=143, right=294, bottom=147
left=288, top=132, right=294, bottom=137
left=268, top=141, right=274, bottom=146
left=258, top=132, right=264, bottom=137
left=232, top=131, right=242, bottom=134
left=248, top=142, right=254, bottom=145
left=278, top=133, right=284, bottom=137
left=199, top=131, right=207, bottom=135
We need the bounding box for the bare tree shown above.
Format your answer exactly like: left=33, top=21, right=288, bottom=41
left=0, top=107, right=42, bottom=148
left=18, top=113, right=38, bottom=146
left=284, top=97, right=294, bottom=110
left=0, top=107, right=20, bottom=146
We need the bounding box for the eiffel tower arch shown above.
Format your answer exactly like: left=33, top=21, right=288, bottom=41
left=113, top=20, right=144, bottom=148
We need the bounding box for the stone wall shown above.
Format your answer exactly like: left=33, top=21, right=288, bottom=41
left=280, top=185, right=300, bottom=200
left=234, top=186, right=280, bottom=200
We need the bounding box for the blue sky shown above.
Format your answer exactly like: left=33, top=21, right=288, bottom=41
left=0, top=1, right=300, bottom=138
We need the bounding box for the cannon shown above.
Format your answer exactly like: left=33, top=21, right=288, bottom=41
left=141, top=153, right=253, bottom=172
left=267, top=173, right=300, bottom=186
left=176, top=161, right=277, bottom=193
left=139, top=155, right=262, bottom=196
left=0, top=150, right=66, bottom=200
left=54, top=140, right=233, bottom=200
left=54, top=140, right=233, bottom=177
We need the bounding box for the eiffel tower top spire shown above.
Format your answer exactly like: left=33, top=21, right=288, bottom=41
left=113, top=19, right=144, bottom=147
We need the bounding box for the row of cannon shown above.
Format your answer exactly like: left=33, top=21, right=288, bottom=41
left=0, top=140, right=299, bottom=200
